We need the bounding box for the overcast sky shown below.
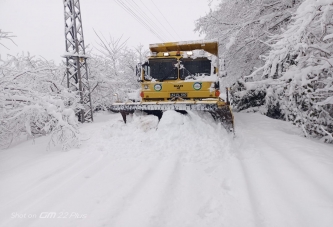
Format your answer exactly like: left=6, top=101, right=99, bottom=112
left=0, top=0, right=213, bottom=63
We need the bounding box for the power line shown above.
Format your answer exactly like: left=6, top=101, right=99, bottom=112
left=114, top=0, right=165, bottom=42
left=149, top=0, right=182, bottom=40
left=136, top=0, right=177, bottom=41
left=126, top=0, right=171, bottom=41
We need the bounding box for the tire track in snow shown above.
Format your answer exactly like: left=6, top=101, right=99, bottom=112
left=0, top=152, right=105, bottom=227
left=146, top=158, right=183, bottom=227
left=0, top=152, right=89, bottom=204
left=236, top=154, right=313, bottom=227
left=70, top=158, right=163, bottom=227
left=257, top=139, right=333, bottom=227
left=255, top=148, right=333, bottom=227
left=0, top=152, right=54, bottom=175
left=148, top=159, right=226, bottom=227
left=9, top=154, right=163, bottom=227
left=14, top=154, right=150, bottom=227
left=234, top=113, right=333, bottom=227
left=108, top=154, right=193, bottom=227
left=233, top=115, right=295, bottom=227
left=0, top=152, right=84, bottom=203
left=260, top=139, right=333, bottom=200
left=104, top=159, right=168, bottom=226
left=239, top=112, right=333, bottom=201
left=231, top=115, right=270, bottom=227
left=235, top=159, right=266, bottom=227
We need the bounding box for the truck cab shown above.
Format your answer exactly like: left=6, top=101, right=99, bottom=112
left=138, top=40, right=223, bottom=102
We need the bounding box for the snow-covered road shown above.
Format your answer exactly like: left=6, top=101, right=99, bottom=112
left=1, top=111, right=333, bottom=227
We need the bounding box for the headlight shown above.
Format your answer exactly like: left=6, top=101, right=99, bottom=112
left=193, top=82, right=202, bottom=90
left=154, top=84, right=162, bottom=91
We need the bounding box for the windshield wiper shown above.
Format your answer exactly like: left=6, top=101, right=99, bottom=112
left=180, top=67, right=194, bottom=80
left=159, top=68, right=176, bottom=82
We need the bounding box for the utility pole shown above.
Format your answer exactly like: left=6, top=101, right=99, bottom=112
left=63, top=0, right=93, bottom=123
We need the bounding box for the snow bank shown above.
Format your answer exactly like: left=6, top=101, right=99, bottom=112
left=0, top=112, right=333, bottom=227
left=96, top=110, right=231, bottom=162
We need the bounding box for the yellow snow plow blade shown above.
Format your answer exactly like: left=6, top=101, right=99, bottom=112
left=110, top=99, right=234, bottom=132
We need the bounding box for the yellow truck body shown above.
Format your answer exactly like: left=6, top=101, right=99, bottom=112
left=110, top=40, right=234, bottom=132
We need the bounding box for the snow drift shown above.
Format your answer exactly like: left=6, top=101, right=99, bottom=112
left=0, top=111, right=332, bottom=227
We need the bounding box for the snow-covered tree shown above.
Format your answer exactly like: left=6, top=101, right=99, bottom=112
left=0, top=54, right=81, bottom=149
left=232, top=0, right=333, bottom=142
left=195, top=0, right=303, bottom=86
left=88, top=34, right=147, bottom=110
left=0, top=28, right=150, bottom=149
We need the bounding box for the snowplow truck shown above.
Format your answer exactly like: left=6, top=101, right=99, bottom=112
left=110, top=40, right=234, bottom=132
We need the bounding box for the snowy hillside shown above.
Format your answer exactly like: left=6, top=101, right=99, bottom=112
left=0, top=111, right=332, bottom=227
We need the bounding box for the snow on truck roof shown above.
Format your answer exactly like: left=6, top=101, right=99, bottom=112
left=149, top=39, right=219, bottom=56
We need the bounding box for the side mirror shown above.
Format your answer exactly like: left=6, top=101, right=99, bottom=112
left=218, top=59, right=227, bottom=77
left=135, top=63, right=142, bottom=77
left=142, top=62, right=149, bottom=77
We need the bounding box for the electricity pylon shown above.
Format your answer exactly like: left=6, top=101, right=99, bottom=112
left=63, top=0, right=93, bottom=123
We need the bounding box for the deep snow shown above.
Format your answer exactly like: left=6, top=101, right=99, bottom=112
left=0, top=111, right=333, bottom=227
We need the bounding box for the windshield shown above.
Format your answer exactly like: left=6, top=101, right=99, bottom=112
left=179, top=58, right=211, bottom=80
left=148, top=58, right=178, bottom=81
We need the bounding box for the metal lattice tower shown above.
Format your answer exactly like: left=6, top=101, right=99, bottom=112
left=63, top=0, right=93, bottom=123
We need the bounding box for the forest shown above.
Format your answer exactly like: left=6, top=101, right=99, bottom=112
left=196, top=0, right=333, bottom=142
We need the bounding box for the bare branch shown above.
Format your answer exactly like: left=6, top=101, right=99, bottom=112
left=0, top=30, right=17, bottom=50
